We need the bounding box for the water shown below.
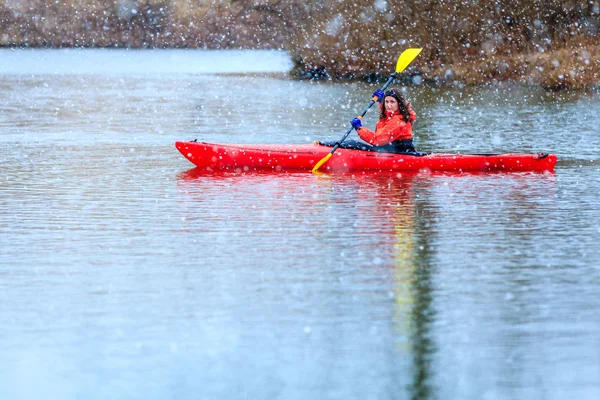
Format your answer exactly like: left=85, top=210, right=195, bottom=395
left=1, top=49, right=599, bottom=400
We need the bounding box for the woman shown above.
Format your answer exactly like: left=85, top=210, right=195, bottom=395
left=350, top=89, right=418, bottom=153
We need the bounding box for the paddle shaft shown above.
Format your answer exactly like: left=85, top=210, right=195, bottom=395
left=327, top=72, right=398, bottom=154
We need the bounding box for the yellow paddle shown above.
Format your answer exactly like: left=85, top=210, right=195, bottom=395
left=312, top=48, right=423, bottom=173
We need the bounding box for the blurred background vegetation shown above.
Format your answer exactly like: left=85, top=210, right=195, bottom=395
left=1, top=0, right=598, bottom=89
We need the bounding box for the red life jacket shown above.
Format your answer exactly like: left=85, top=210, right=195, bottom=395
left=357, top=107, right=416, bottom=146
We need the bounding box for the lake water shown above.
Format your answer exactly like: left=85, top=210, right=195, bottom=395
left=1, top=49, right=599, bottom=400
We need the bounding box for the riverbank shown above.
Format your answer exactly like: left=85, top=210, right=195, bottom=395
left=284, top=1, right=600, bottom=91
left=292, top=45, right=600, bottom=91
left=1, top=0, right=598, bottom=90
left=289, top=45, right=600, bottom=91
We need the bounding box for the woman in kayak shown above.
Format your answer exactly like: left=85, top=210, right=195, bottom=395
left=350, top=89, right=418, bottom=153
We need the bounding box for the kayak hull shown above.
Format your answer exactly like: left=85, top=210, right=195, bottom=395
left=175, top=141, right=557, bottom=173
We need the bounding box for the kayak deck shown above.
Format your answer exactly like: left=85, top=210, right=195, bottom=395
left=175, top=141, right=557, bottom=173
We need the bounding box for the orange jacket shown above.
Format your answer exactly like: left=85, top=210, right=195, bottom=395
left=357, top=106, right=416, bottom=146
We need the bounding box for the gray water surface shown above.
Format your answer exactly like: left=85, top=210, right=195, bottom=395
left=1, top=49, right=599, bottom=400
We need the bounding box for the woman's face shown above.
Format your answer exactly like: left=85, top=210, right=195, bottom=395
left=384, top=96, right=399, bottom=113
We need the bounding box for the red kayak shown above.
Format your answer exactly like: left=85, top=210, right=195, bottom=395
left=175, top=141, right=557, bottom=173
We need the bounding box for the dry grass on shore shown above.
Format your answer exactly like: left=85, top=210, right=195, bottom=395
left=422, top=44, right=600, bottom=90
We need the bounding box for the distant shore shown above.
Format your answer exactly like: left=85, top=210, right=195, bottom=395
left=1, top=0, right=598, bottom=90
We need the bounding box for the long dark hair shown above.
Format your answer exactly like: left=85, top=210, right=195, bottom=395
left=379, top=89, right=412, bottom=123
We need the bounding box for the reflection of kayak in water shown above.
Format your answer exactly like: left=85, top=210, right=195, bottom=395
left=175, top=141, right=557, bottom=173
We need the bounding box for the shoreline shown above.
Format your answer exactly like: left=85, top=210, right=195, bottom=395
left=1, top=44, right=597, bottom=91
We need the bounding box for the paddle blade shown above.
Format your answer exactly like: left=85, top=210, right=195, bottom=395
left=312, top=153, right=332, bottom=173
left=395, top=48, right=422, bottom=73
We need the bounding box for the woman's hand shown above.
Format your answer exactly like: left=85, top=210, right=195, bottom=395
left=350, top=117, right=362, bottom=130
left=373, top=89, right=385, bottom=102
